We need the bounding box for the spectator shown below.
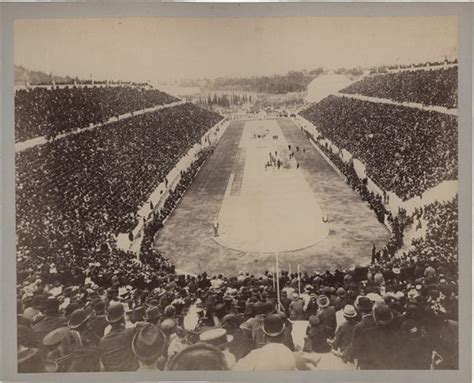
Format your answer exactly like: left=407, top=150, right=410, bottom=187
left=98, top=303, right=139, bottom=371
left=132, top=324, right=166, bottom=371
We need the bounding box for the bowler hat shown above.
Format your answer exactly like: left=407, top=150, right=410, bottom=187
left=106, top=302, right=125, bottom=323
left=354, top=295, right=373, bottom=312
left=262, top=314, right=285, bottom=337
left=373, top=303, right=393, bottom=326
left=132, top=324, right=165, bottom=361
left=68, top=309, right=92, bottom=329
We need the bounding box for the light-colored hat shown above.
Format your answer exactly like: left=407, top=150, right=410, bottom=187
left=342, top=304, right=357, bottom=318
left=316, top=295, right=330, bottom=308
left=199, top=328, right=233, bottom=348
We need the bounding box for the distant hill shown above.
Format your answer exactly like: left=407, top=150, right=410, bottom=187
left=15, top=65, right=75, bottom=85
left=181, top=69, right=325, bottom=95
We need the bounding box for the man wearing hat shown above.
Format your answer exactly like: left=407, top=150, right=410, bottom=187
left=279, top=290, right=291, bottom=317
left=233, top=314, right=319, bottom=371
left=397, top=319, right=431, bottom=369
left=199, top=327, right=236, bottom=368
left=289, top=293, right=305, bottom=320
left=348, top=295, right=375, bottom=364
left=98, top=303, right=139, bottom=371
left=254, top=313, right=295, bottom=351
left=42, top=326, right=73, bottom=372
left=22, top=295, right=45, bottom=322
left=167, top=342, right=229, bottom=370
left=221, top=314, right=253, bottom=361
left=316, top=295, right=336, bottom=331
left=352, top=303, right=401, bottom=369
left=334, top=287, right=349, bottom=311
left=18, top=324, right=44, bottom=373
left=145, top=306, right=161, bottom=325
left=32, top=297, right=67, bottom=347
left=132, top=324, right=166, bottom=370
left=89, top=299, right=108, bottom=338
left=65, top=308, right=101, bottom=372
left=305, top=293, right=319, bottom=317
left=305, top=315, right=333, bottom=353
left=328, top=305, right=358, bottom=358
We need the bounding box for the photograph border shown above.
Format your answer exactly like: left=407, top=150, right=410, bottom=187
left=1, top=2, right=471, bottom=382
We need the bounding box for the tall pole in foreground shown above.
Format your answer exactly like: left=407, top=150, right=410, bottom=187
left=275, top=253, right=281, bottom=310
left=297, top=264, right=301, bottom=296
left=272, top=266, right=276, bottom=291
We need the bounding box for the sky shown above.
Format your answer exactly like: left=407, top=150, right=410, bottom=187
left=15, top=16, right=457, bottom=84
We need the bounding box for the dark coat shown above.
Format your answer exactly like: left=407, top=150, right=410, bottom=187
left=318, top=306, right=337, bottom=331
left=68, top=345, right=101, bottom=372
left=98, top=324, right=138, bottom=371
left=227, top=327, right=254, bottom=361
left=332, top=319, right=357, bottom=352
left=32, top=315, right=67, bottom=347
left=90, top=315, right=109, bottom=338
left=397, top=335, right=432, bottom=369
left=354, top=323, right=402, bottom=369
left=306, top=324, right=333, bottom=353
left=349, top=313, right=376, bottom=363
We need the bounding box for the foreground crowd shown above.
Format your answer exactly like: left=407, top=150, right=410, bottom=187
left=300, top=95, right=457, bottom=200
left=17, top=184, right=458, bottom=372
left=15, top=85, right=178, bottom=142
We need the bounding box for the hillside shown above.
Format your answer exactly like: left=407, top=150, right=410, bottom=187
left=15, top=65, right=75, bottom=86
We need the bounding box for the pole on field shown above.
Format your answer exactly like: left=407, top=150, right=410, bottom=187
left=272, top=266, right=276, bottom=291
left=297, top=264, right=301, bottom=296
left=289, top=263, right=291, bottom=278
left=275, top=253, right=281, bottom=310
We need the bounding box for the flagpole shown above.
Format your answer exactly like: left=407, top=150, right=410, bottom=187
left=275, top=253, right=281, bottom=310
left=272, top=266, right=276, bottom=291
left=297, top=264, right=301, bottom=296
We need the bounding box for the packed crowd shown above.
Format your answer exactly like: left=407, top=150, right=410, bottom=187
left=16, top=84, right=458, bottom=371
left=16, top=103, right=223, bottom=290
left=342, top=67, right=458, bottom=109
left=17, top=187, right=458, bottom=372
left=17, top=131, right=458, bottom=372
left=300, top=96, right=458, bottom=200
left=387, top=59, right=457, bottom=71
left=15, top=86, right=178, bottom=142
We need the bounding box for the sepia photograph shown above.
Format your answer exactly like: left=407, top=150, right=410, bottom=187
left=6, top=9, right=465, bottom=377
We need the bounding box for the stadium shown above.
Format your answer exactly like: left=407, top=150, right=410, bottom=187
left=14, top=17, right=458, bottom=373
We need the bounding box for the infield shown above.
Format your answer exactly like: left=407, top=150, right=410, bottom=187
left=154, top=118, right=390, bottom=275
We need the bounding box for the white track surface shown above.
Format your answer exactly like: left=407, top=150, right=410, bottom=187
left=215, top=120, right=329, bottom=253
